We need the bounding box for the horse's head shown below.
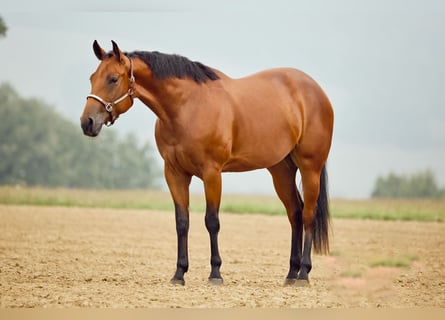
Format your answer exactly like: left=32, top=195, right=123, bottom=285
left=80, top=40, right=135, bottom=137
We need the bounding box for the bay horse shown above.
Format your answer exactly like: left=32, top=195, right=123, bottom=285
left=80, top=40, right=334, bottom=286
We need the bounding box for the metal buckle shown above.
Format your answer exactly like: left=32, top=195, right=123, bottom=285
left=105, top=103, right=113, bottom=112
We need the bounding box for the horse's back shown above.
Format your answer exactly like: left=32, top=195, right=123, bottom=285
left=217, top=68, right=332, bottom=171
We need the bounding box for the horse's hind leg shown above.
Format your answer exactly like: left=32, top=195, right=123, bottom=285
left=267, top=157, right=304, bottom=286
left=295, top=160, right=328, bottom=285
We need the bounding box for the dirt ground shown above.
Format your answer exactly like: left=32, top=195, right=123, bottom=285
left=0, top=204, right=444, bottom=308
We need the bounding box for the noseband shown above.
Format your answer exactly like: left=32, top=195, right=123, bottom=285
left=86, top=57, right=135, bottom=127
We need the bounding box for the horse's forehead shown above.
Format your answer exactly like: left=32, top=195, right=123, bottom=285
left=90, top=59, right=121, bottom=81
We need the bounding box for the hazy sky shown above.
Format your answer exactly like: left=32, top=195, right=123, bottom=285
left=1, top=0, right=444, bottom=198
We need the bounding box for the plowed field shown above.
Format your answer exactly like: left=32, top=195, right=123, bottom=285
left=1, top=205, right=444, bottom=307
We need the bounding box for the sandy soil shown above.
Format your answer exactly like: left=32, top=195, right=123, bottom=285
left=0, top=204, right=444, bottom=308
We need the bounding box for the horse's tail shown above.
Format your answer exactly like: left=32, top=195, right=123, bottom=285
left=313, top=165, right=330, bottom=255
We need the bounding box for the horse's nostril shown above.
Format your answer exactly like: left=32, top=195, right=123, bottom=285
left=81, top=116, right=95, bottom=135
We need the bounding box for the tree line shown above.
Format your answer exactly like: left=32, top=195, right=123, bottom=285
left=0, top=83, right=161, bottom=189
left=0, top=16, right=6, bottom=37
left=372, top=169, right=445, bottom=199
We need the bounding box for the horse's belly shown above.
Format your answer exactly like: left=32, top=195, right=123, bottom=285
left=222, top=110, right=300, bottom=171
left=222, top=157, right=262, bottom=172
left=222, top=136, right=295, bottom=172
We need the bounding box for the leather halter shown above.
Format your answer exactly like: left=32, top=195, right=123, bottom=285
left=86, top=57, right=135, bottom=127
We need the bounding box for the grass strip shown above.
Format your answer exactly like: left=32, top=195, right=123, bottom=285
left=0, top=186, right=444, bottom=222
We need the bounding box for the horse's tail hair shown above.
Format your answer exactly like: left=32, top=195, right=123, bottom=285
left=313, top=165, right=331, bottom=255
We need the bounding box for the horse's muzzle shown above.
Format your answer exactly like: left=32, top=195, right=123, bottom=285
left=81, top=116, right=102, bottom=137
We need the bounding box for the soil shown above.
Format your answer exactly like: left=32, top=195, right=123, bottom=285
left=1, top=205, right=444, bottom=307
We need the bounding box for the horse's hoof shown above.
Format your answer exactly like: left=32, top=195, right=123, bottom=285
left=295, top=279, right=310, bottom=287
left=208, top=278, right=223, bottom=286
left=284, top=278, right=297, bottom=286
left=170, top=278, right=185, bottom=286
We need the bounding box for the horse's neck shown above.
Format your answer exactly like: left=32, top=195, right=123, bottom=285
left=132, top=59, right=224, bottom=123
left=135, top=76, right=189, bottom=123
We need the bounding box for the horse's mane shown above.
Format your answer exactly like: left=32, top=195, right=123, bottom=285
left=122, top=51, right=220, bottom=83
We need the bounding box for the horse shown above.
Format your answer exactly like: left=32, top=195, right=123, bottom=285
left=80, top=40, right=334, bottom=286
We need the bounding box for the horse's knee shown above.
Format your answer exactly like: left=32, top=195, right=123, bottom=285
left=205, top=211, right=220, bottom=234
left=175, top=205, right=189, bottom=236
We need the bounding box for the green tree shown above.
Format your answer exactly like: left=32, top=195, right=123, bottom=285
left=372, top=170, right=445, bottom=199
left=0, top=83, right=161, bottom=189
left=0, top=16, right=7, bottom=37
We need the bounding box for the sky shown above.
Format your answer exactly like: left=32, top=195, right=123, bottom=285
left=1, top=0, right=444, bottom=198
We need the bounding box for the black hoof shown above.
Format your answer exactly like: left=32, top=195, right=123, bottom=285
left=170, top=278, right=185, bottom=286
left=208, top=278, right=223, bottom=286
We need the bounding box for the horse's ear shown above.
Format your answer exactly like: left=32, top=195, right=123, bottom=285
left=93, top=40, right=106, bottom=61
left=111, top=40, right=123, bottom=63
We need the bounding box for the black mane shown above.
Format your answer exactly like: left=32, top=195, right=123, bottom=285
left=124, top=51, right=220, bottom=83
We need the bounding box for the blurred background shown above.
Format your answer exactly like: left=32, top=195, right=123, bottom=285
left=1, top=0, right=444, bottom=199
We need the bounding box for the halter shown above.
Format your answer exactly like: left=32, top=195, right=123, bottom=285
left=86, top=57, right=135, bottom=127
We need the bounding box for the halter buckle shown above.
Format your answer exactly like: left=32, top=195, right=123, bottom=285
left=105, top=103, right=113, bottom=113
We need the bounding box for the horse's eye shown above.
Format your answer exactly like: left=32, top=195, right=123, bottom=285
left=108, top=76, right=119, bottom=84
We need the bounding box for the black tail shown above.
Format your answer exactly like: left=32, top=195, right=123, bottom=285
left=313, top=165, right=330, bottom=255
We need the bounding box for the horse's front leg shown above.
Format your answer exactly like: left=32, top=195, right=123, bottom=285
left=203, top=169, right=223, bottom=285
left=165, top=166, right=192, bottom=286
